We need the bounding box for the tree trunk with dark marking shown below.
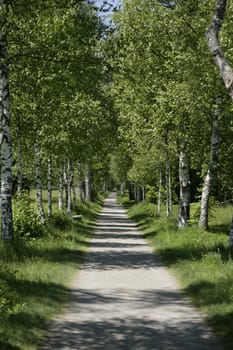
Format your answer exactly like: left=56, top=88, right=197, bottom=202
left=58, top=163, right=64, bottom=211
left=206, top=0, right=233, bottom=245
left=199, top=101, right=219, bottom=229
left=165, top=148, right=172, bottom=218
left=47, top=157, right=52, bottom=217
left=85, top=163, right=92, bottom=201
left=77, top=162, right=83, bottom=202
left=158, top=170, right=162, bottom=216
left=0, top=0, right=13, bottom=239
left=206, top=0, right=233, bottom=98
left=35, top=143, right=45, bottom=223
left=178, top=147, right=191, bottom=228
left=66, top=160, right=72, bottom=215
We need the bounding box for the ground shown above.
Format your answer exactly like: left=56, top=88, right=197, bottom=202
left=39, top=193, right=223, bottom=350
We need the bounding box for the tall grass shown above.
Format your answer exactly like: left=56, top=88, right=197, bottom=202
left=122, top=198, right=233, bottom=350
left=0, top=193, right=102, bottom=350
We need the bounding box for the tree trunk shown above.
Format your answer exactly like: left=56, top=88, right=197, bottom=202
left=158, top=170, right=162, bottom=216
left=63, top=167, right=68, bottom=209
left=120, top=182, right=125, bottom=196
left=199, top=102, right=219, bottom=229
left=58, top=163, right=64, bottom=211
left=66, top=161, right=72, bottom=215
left=136, top=185, right=143, bottom=202
left=35, top=143, right=45, bottom=223
left=102, top=180, right=107, bottom=193
left=142, top=186, right=146, bottom=201
left=165, top=149, right=172, bottom=217
left=47, top=157, right=52, bottom=217
left=128, top=183, right=135, bottom=201
left=0, top=1, right=13, bottom=239
left=178, top=147, right=191, bottom=228
left=17, top=137, right=23, bottom=194
left=77, top=162, right=83, bottom=202
left=70, top=163, right=76, bottom=205
left=206, top=0, right=233, bottom=246
left=85, top=163, right=92, bottom=201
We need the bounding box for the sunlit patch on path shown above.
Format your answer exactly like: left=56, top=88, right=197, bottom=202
left=40, top=193, right=223, bottom=350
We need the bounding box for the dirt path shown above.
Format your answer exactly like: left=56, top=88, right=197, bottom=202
left=40, top=193, right=223, bottom=350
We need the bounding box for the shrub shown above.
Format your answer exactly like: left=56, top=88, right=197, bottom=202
left=13, top=193, right=45, bottom=238
left=48, top=212, right=72, bottom=231
left=146, top=186, right=158, bottom=204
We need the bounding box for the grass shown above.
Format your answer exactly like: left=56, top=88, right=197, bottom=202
left=0, top=192, right=103, bottom=350
left=120, top=197, right=233, bottom=350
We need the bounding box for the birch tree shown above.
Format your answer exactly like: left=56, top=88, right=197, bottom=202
left=199, top=98, right=220, bottom=229
left=206, top=0, right=233, bottom=98
left=34, top=142, right=45, bottom=223
left=206, top=0, right=233, bottom=245
left=47, top=157, right=52, bottom=217
left=178, top=145, right=191, bottom=228
left=0, top=0, right=13, bottom=239
left=58, top=163, right=64, bottom=211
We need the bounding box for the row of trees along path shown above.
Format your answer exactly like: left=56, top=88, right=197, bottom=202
left=39, top=193, right=223, bottom=350
left=1, top=1, right=233, bottom=246
left=0, top=1, right=231, bottom=348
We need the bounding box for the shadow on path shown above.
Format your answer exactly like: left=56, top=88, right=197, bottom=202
left=41, top=317, right=216, bottom=350
left=40, top=193, right=223, bottom=350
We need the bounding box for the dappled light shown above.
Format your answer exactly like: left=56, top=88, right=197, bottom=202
left=40, top=194, right=223, bottom=350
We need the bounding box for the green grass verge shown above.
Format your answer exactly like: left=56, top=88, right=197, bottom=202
left=0, top=197, right=102, bottom=350
left=120, top=197, right=233, bottom=350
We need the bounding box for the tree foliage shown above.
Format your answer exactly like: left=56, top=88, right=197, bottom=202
left=109, top=1, right=233, bottom=202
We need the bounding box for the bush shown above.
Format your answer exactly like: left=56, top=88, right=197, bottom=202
left=13, top=193, right=45, bottom=238
left=146, top=186, right=158, bottom=204
left=48, top=212, right=72, bottom=231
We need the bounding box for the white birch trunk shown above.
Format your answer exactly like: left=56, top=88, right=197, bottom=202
left=206, top=0, right=233, bottom=98
left=0, top=1, right=13, bottom=239
left=165, top=150, right=172, bottom=217
left=66, top=161, right=72, bottom=215
left=178, top=148, right=191, bottom=228
left=77, top=162, right=83, bottom=202
left=58, top=163, right=64, bottom=211
left=70, top=163, right=76, bottom=205
left=34, top=143, right=45, bottom=223
left=199, top=103, right=219, bottom=229
left=63, top=167, right=68, bottom=209
left=206, top=0, right=233, bottom=246
left=47, top=157, right=52, bottom=217
left=142, top=186, right=146, bottom=201
left=158, top=170, right=162, bottom=216
left=85, top=163, right=92, bottom=201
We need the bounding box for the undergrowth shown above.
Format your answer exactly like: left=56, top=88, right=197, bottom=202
left=0, top=194, right=102, bottom=350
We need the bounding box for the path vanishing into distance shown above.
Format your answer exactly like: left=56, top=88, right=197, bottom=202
left=40, top=193, right=223, bottom=350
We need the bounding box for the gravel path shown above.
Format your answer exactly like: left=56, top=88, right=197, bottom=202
left=40, top=193, right=223, bottom=350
